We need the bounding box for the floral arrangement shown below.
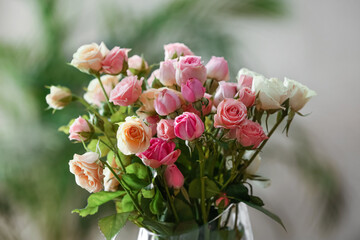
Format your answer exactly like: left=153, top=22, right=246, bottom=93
left=46, top=42, right=316, bottom=239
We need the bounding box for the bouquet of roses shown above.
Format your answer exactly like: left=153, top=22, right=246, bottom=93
left=46, top=42, right=316, bottom=240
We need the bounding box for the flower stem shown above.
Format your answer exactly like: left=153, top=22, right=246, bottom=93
left=196, top=141, right=207, bottom=224
left=95, top=73, right=115, bottom=114
left=159, top=169, right=180, bottom=223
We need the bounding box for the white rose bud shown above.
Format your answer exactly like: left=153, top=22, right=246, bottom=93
left=284, top=78, right=316, bottom=112
left=253, top=76, right=288, bottom=110
left=46, top=86, right=72, bottom=110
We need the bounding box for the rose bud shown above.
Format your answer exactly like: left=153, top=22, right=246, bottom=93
left=137, top=138, right=181, bottom=168
left=215, top=193, right=230, bottom=208
left=109, top=76, right=143, bottom=106
left=202, top=93, right=213, bottom=116
left=174, top=112, right=204, bottom=141
left=69, top=116, right=93, bottom=142
left=181, top=78, right=205, bottom=103
left=157, top=119, right=176, bottom=141
left=69, top=152, right=104, bottom=193
left=146, top=115, right=160, bottom=137
left=213, top=81, right=238, bottom=107
left=214, top=99, right=247, bottom=129
left=147, top=69, right=160, bottom=87
left=71, top=42, right=108, bottom=73
left=127, top=55, right=149, bottom=75
left=206, top=56, right=230, bottom=82
left=154, top=88, right=182, bottom=116
left=253, top=77, right=288, bottom=110
left=104, top=156, right=120, bottom=192
left=236, top=119, right=268, bottom=148
left=117, top=116, right=152, bottom=155
left=84, top=75, right=119, bottom=107
left=101, top=47, right=130, bottom=75
left=164, top=164, right=184, bottom=189
left=237, top=74, right=253, bottom=89
left=175, top=56, right=207, bottom=86
left=164, top=42, right=194, bottom=60
left=237, top=87, right=256, bottom=107
left=284, top=78, right=316, bottom=112
left=46, top=86, right=72, bottom=110
left=136, top=88, right=160, bottom=119
left=159, top=59, right=177, bottom=86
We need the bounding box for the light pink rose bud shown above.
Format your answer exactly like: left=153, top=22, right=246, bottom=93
left=214, top=99, right=247, bottom=129
left=84, top=75, right=119, bottom=107
left=69, top=152, right=104, bottom=193
left=159, top=59, right=177, bottom=86
left=109, top=76, right=143, bottom=106
left=176, top=56, right=207, bottom=86
left=164, top=164, right=184, bottom=189
left=157, top=119, right=176, bottom=141
left=154, top=88, right=181, bottom=116
left=137, top=138, right=181, bottom=168
left=174, top=112, right=204, bottom=141
left=181, top=78, right=205, bottom=103
left=213, top=82, right=238, bottom=107
left=146, top=115, right=160, bottom=137
left=147, top=69, right=160, bottom=87
left=127, top=55, right=149, bottom=76
left=206, top=56, right=230, bottom=82
left=237, top=87, right=256, bottom=107
left=238, top=74, right=253, bottom=89
left=236, top=119, right=268, bottom=148
left=101, top=47, right=130, bottom=75
left=215, top=193, right=230, bottom=208
left=69, top=116, right=93, bottom=141
left=164, top=42, right=194, bottom=60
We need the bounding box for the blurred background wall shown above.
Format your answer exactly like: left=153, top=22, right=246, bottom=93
left=0, top=0, right=359, bottom=239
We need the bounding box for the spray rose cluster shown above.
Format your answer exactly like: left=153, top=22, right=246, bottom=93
left=46, top=42, right=315, bottom=238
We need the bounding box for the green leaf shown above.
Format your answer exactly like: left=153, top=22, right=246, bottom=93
left=72, top=191, right=125, bottom=217
left=120, top=194, right=135, bottom=213
left=125, top=162, right=149, bottom=180
left=243, top=201, right=286, bottom=231
left=142, top=218, right=175, bottom=236
left=98, top=213, right=130, bottom=240
left=226, top=183, right=250, bottom=201
left=87, top=136, right=111, bottom=157
left=249, top=196, right=264, bottom=206
left=110, top=107, right=127, bottom=123
left=150, top=189, right=165, bottom=215
left=174, top=198, right=193, bottom=221
left=122, top=174, right=149, bottom=190
left=188, top=178, right=220, bottom=199
left=141, top=188, right=155, bottom=198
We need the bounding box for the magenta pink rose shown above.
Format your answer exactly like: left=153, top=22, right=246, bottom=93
left=164, top=164, right=184, bottom=189
left=238, top=74, right=253, bottom=89
left=101, top=47, right=130, bottom=75
left=181, top=78, right=205, bottom=103
left=236, top=119, right=268, bottom=148
left=174, top=112, right=204, bottom=141
left=69, top=116, right=93, bottom=141
left=164, top=42, right=194, bottom=60
left=213, top=81, right=238, bottom=107
left=137, top=138, right=181, bottom=168
left=176, top=56, right=207, bottom=86
left=147, top=69, right=160, bottom=87
left=154, top=88, right=181, bottom=116
left=146, top=115, right=160, bottom=137
left=215, top=193, right=230, bottom=208
left=206, top=56, right=230, bottom=82
left=157, top=119, right=175, bottom=141
left=237, top=87, right=256, bottom=107
left=109, top=76, right=143, bottom=106
left=214, top=99, right=247, bottom=129
left=159, top=59, right=177, bottom=86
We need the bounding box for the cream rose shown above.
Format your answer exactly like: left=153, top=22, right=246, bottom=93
left=69, top=152, right=104, bottom=193
left=45, top=86, right=72, bottom=110
left=103, top=156, right=120, bottom=192
left=70, top=42, right=109, bottom=73
left=84, top=75, right=119, bottom=107
left=136, top=89, right=160, bottom=119
left=284, top=78, right=316, bottom=112
left=117, top=116, right=152, bottom=155
left=253, top=77, right=288, bottom=110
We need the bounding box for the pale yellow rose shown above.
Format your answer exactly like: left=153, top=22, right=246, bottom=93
left=70, top=42, right=109, bottom=73
left=84, top=75, right=120, bottom=106
left=117, top=116, right=152, bottom=155
left=45, top=86, right=72, bottom=110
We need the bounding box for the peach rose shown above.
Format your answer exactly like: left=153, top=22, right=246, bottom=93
left=214, top=98, right=247, bottom=129
left=103, top=156, right=120, bottom=192
left=84, top=75, right=119, bottom=107
left=136, top=89, right=160, bottom=118
left=109, top=76, right=143, bottom=106
left=117, top=116, right=152, bottom=155
left=69, top=152, right=104, bottom=193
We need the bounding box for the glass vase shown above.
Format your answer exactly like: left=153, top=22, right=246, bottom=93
left=137, top=203, right=253, bottom=240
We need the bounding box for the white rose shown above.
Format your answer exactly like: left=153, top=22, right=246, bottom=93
left=236, top=68, right=263, bottom=82
left=45, top=86, right=72, bottom=110
left=284, top=78, right=316, bottom=112
left=70, top=42, right=109, bottom=73
left=84, top=75, right=119, bottom=106
left=253, top=77, right=288, bottom=110
left=243, top=150, right=262, bottom=175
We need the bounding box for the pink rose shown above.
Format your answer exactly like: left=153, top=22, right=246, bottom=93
left=237, top=87, right=256, bottom=107
left=147, top=69, right=160, bottom=87
left=157, top=119, right=176, bottom=141
left=109, top=76, right=143, bottom=106
left=181, top=78, right=205, bottom=103
left=236, top=119, right=268, bottom=148
left=214, top=99, right=247, bottom=129
left=128, top=55, right=148, bottom=70
left=69, top=152, right=104, bottom=193
left=84, top=75, right=119, bottom=107
left=154, top=88, right=182, bottom=116
left=213, top=81, right=238, bottom=107
left=159, top=59, right=177, bottom=86
left=164, top=42, right=194, bottom=60
left=174, top=112, right=204, bottom=141
left=206, top=56, right=230, bottom=82
left=215, top=193, right=230, bottom=208
left=101, top=47, right=130, bottom=75
left=137, top=138, right=181, bottom=168
left=164, top=164, right=184, bottom=189
left=237, top=74, right=253, bottom=89
left=69, top=116, right=93, bottom=141
left=176, top=56, right=207, bottom=86
left=202, top=93, right=213, bottom=116
left=146, top=115, right=160, bottom=137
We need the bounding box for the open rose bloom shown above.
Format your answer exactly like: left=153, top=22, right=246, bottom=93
left=51, top=42, right=316, bottom=238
